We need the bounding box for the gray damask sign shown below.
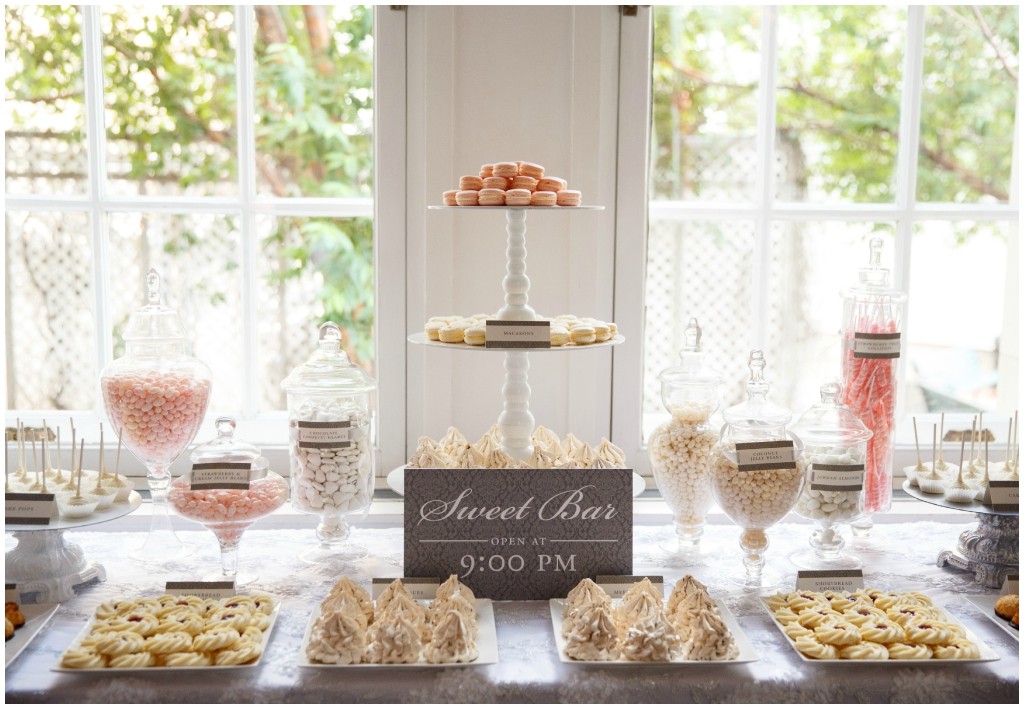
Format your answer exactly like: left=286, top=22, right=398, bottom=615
left=403, top=468, right=633, bottom=600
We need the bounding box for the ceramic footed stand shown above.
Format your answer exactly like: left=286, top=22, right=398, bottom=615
left=6, top=530, right=107, bottom=603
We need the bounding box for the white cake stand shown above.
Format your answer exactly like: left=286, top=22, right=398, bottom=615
left=5, top=491, right=142, bottom=603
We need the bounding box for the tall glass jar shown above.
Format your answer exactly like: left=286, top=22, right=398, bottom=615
left=101, top=269, right=211, bottom=560
left=792, top=381, right=872, bottom=569
left=648, top=318, right=722, bottom=558
left=708, top=350, right=803, bottom=587
left=282, top=322, right=376, bottom=565
left=840, top=237, right=906, bottom=535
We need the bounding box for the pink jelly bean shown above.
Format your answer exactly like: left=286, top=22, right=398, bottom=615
left=167, top=475, right=288, bottom=525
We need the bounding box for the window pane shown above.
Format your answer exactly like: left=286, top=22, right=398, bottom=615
left=766, top=222, right=897, bottom=415
left=4, top=5, right=87, bottom=195
left=917, top=6, right=1018, bottom=203
left=255, top=216, right=375, bottom=411
left=253, top=5, right=373, bottom=198
left=107, top=212, right=244, bottom=411
left=775, top=6, right=905, bottom=203
left=650, top=6, right=761, bottom=203
left=642, top=219, right=755, bottom=440
left=906, top=222, right=1011, bottom=412
left=102, top=6, right=237, bottom=196
left=5, top=211, right=97, bottom=409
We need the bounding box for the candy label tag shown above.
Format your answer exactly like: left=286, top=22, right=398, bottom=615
left=983, top=480, right=1019, bottom=511
left=852, top=332, right=901, bottom=359
left=796, top=569, right=864, bottom=594
left=190, top=462, right=251, bottom=490
left=810, top=463, right=865, bottom=491
left=1000, top=574, right=1018, bottom=595
left=165, top=580, right=236, bottom=599
left=596, top=575, right=664, bottom=600
left=372, top=577, right=440, bottom=601
left=5, top=492, right=56, bottom=525
left=735, top=441, right=796, bottom=471
left=297, top=420, right=353, bottom=449
left=485, top=320, right=551, bottom=349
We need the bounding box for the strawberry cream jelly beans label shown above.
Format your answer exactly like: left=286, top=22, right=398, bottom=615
left=190, top=462, right=252, bottom=491
left=852, top=332, right=901, bottom=359
left=290, top=411, right=371, bottom=514
left=735, top=441, right=797, bottom=472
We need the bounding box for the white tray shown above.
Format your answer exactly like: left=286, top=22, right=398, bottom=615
left=549, top=597, right=758, bottom=665
left=298, top=599, right=496, bottom=668
left=5, top=603, right=59, bottom=668
left=964, top=594, right=1019, bottom=640
left=53, top=597, right=281, bottom=672
left=762, top=598, right=1000, bottom=664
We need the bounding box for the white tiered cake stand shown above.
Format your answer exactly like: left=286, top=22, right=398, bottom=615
left=5, top=491, right=142, bottom=603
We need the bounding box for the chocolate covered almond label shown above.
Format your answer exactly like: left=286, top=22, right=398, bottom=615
left=852, top=332, right=901, bottom=359
left=297, top=420, right=354, bottom=449
left=190, top=462, right=252, bottom=490
left=810, top=463, right=865, bottom=492
left=735, top=441, right=796, bottom=471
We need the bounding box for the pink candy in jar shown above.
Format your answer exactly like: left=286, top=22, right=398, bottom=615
left=102, top=371, right=211, bottom=464
left=168, top=475, right=288, bottom=524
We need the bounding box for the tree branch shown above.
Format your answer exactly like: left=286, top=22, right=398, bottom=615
left=970, top=6, right=1018, bottom=83
left=255, top=5, right=287, bottom=46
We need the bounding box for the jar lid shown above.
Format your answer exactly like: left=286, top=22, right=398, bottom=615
left=839, top=237, right=908, bottom=302
left=658, top=318, right=723, bottom=390
left=122, top=269, right=191, bottom=342
left=189, top=417, right=268, bottom=472
left=280, top=322, right=376, bottom=394
left=722, top=350, right=792, bottom=431
left=794, top=380, right=873, bottom=444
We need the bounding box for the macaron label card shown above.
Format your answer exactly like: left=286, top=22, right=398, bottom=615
left=810, top=463, right=865, bottom=491
left=735, top=441, right=797, bottom=471
left=165, top=580, right=236, bottom=599
left=5, top=492, right=55, bottom=525
left=852, top=332, right=901, bottom=359
left=404, top=468, right=633, bottom=600
left=190, top=462, right=252, bottom=490
left=372, top=577, right=440, bottom=601
left=796, top=569, right=864, bottom=594
left=485, top=320, right=551, bottom=349
left=296, top=420, right=355, bottom=449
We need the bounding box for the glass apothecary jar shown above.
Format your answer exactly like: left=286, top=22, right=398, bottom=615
left=840, top=236, right=906, bottom=534
left=648, top=318, right=722, bottom=558
left=791, top=381, right=872, bottom=569
left=282, top=322, right=376, bottom=565
left=708, top=350, right=804, bottom=587
left=100, top=268, right=211, bottom=560
left=168, top=417, right=288, bottom=582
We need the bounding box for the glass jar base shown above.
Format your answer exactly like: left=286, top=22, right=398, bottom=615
left=298, top=542, right=369, bottom=568
left=203, top=569, right=258, bottom=585
left=657, top=540, right=709, bottom=566
left=789, top=549, right=863, bottom=570
left=721, top=566, right=790, bottom=591
left=128, top=526, right=193, bottom=563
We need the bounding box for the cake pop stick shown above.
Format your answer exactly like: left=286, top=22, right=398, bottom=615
left=912, top=416, right=926, bottom=472
left=943, top=437, right=974, bottom=502
left=916, top=424, right=945, bottom=493
left=92, top=425, right=109, bottom=494
left=75, top=438, right=84, bottom=498
left=28, top=436, right=41, bottom=491
left=973, top=412, right=986, bottom=467
left=40, top=429, right=49, bottom=495
left=935, top=413, right=951, bottom=472
left=975, top=436, right=992, bottom=501
left=51, top=426, right=66, bottom=485
left=963, top=417, right=979, bottom=479
left=931, top=424, right=937, bottom=474
left=114, top=427, right=123, bottom=478
left=14, top=420, right=27, bottom=482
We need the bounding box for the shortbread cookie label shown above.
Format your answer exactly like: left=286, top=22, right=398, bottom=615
left=796, top=569, right=864, bottom=594
left=5, top=492, right=56, bottom=525
left=983, top=480, right=1019, bottom=511
left=852, top=332, right=901, bottom=359
left=190, top=462, right=252, bottom=491
left=735, top=441, right=796, bottom=471
left=372, top=577, right=441, bottom=601
left=810, top=463, right=865, bottom=492
left=165, top=580, right=236, bottom=599
left=596, top=575, right=664, bottom=600
left=485, top=320, right=551, bottom=349
left=296, top=420, right=354, bottom=449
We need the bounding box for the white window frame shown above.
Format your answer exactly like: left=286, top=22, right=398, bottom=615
left=4, top=5, right=406, bottom=480
left=612, top=6, right=1020, bottom=479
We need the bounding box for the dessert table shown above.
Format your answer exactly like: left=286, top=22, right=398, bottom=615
left=4, top=507, right=1018, bottom=704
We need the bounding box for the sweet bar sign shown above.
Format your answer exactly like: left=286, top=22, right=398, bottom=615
left=404, top=469, right=633, bottom=600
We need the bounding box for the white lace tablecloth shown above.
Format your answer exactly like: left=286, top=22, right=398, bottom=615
left=4, top=515, right=1019, bottom=703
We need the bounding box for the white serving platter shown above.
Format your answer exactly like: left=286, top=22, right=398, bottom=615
left=5, top=603, right=60, bottom=668
left=298, top=598, right=497, bottom=668
left=408, top=332, right=624, bottom=352
left=5, top=490, right=142, bottom=532
left=964, top=594, right=1019, bottom=641
left=549, top=597, right=758, bottom=665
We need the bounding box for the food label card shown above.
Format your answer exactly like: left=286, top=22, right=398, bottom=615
left=796, top=569, right=865, bottom=594
left=1000, top=574, right=1018, bottom=595
left=372, top=577, right=440, bottom=601
left=983, top=480, right=1019, bottom=511
left=596, top=575, right=664, bottom=600
left=852, top=332, right=901, bottom=359
left=165, top=580, right=236, bottom=599
left=190, top=462, right=251, bottom=490
left=485, top=320, right=551, bottom=349
left=404, top=468, right=632, bottom=600
left=6, top=583, right=19, bottom=604
left=296, top=420, right=354, bottom=449
left=735, top=441, right=796, bottom=471
left=810, top=464, right=865, bottom=491
left=5, top=492, right=55, bottom=525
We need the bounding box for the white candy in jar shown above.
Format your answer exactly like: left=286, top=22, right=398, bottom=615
left=290, top=403, right=371, bottom=515
left=648, top=405, right=717, bottom=525
left=708, top=443, right=803, bottom=528
left=795, top=445, right=864, bottom=524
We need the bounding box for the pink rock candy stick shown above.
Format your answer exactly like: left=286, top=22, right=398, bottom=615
left=101, top=371, right=211, bottom=463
